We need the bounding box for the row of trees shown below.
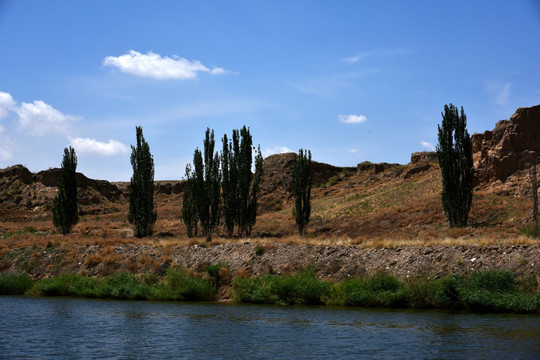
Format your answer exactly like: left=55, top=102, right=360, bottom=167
left=51, top=124, right=313, bottom=238
left=182, top=126, right=264, bottom=241
left=52, top=103, right=485, bottom=239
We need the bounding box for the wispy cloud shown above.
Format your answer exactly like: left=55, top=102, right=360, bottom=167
left=486, top=81, right=511, bottom=105
left=103, top=50, right=227, bottom=80
left=70, top=137, right=129, bottom=157
left=343, top=48, right=413, bottom=64
left=421, top=141, right=435, bottom=151
left=338, top=114, right=367, bottom=124
left=262, top=146, right=293, bottom=158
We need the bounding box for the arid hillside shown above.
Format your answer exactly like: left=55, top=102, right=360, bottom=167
left=1, top=105, right=540, bottom=247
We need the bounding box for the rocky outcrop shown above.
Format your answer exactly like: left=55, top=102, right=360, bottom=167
left=472, top=105, right=540, bottom=184
left=410, top=151, right=438, bottom=164
left=36, top=168, right=122, bottom=200
left=401, top=152, right=438, bottom=179
left=0, top=165, right=34, bottom=184
left=0, top=165, right=122, bottom=201
left=260, top=153, right=355, bottom=196
left=357, top=161, right=399, bottom=175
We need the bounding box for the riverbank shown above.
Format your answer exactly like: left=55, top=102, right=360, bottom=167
left=2, top=241, right=539, bottom=282
left=1, top=268, right=539, bottom=313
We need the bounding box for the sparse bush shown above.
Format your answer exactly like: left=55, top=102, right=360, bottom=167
left=520, top=223, right=540, bottom=239
left=255, top=244, right=264, bottom=256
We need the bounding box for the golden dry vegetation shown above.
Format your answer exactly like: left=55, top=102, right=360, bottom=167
left=1, top=157, right=538, bottom=253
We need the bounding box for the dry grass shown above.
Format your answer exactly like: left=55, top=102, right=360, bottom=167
left=1, top=161, right=538, bottom=252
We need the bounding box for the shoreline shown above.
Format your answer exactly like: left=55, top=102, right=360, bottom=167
left=1, top=267, right=539, bottom=314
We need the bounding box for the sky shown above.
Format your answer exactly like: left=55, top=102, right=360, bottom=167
left=0, top=0, right=539, bottom=181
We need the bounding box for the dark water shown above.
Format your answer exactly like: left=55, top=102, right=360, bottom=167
left=1, top=297, right=539, bottom=359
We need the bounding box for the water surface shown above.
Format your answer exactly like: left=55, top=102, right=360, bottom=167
left=1, top=296, right=539, bottom=359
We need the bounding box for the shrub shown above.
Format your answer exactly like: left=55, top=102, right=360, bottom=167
left=96, top=273, right=149, bottom=300
left=337, top=272, right=408, bottom=308
left=155, top=267, right=216, bottom=301
left=34, top=274, right=96, bottom=297
left=233, top=268, right=330, bottom=305
left=0, top=273, right=33, bottom=295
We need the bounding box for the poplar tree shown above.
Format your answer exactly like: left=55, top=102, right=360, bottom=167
left=190, top=128, right=221, bottom=241
left=128, top=126, right=157, bottom=237
left=436, top=104, right=473, bottom=227
left=221, top=126, right=263, bottom=237
left=52, top=146, right=79, bottom=235
left=182, top=164, right=198, bottom=237
left=221, top=133, right=238, bottom=237
left=292, top=149, right=312, bottom=236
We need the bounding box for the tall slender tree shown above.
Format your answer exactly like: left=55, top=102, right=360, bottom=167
left=436, top=104, right=473, bottom=227
left=221, top=126, right=263, bottom=237
left=182, top=164, right=198, bottom=238
left=189, top=128, right=221, bottom=241
left=221, top=133, right=238, bottom=237
left=292, top=149, right=312, bottom=236
left=128, top=126, right=157, bottom=237
left=246, top=145, right=263, bottom=236
left=52, top=146, right=79, bottom=235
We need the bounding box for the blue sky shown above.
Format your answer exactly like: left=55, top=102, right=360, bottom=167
left=0, top=0, right=539, bottom=181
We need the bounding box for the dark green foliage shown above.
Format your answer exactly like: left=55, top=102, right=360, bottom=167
left=154, top=267, right=216, bottom=301
left=233, top=270, right=540, bottom=313
left=181, top=165, right=198, bottom=237
left=205, top=263, right=228, bottom=278
left=221, top=126, right=263, bottom=237
left=0, top=273, right=33, bottom=295
left=338, top=272, right=408, bottom=308
left=128, top=126, right=157, bottom=238
left=221, top=133, right=237, bottom=237
left=52, top=147, right=78, bottom=235
left=25, top=269, right=215, bottom=302
left=187, top=128, right=221, bottom=241
left=436, top=104, right=473, bottom=227
left=232, top=268, right=331, bottom=305
left=34, top=274, right=99, bottom=298
left=96, top=273, right=150, bottom=300
left=292, top=149, right=312, bottom=235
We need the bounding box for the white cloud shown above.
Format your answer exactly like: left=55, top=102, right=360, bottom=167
left=262, top=146, right=293, bottom=158
left=70, top=137, right=129, bottom=157
left=421, top=141, right=435, bottom=151
left=338, top=114, right=367, bottom=124
left=16, top=100, right=80, bottom=136
left=0, top=91, right=15, bottom=119
left=103, top=50, right=226, bottom=80
left=348, top=148, right=360, bottom=154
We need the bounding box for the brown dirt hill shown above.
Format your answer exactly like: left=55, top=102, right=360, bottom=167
left=1, top=104, right=539, bottom=242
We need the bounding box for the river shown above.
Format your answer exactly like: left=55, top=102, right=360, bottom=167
left=0, top=296, right=539, bottom=359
